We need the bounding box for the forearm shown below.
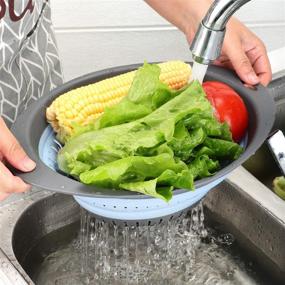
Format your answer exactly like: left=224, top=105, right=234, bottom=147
left=145, top=0, right=212, bottom=38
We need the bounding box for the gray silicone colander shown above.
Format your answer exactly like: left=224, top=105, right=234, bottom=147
left=10, top=63, right=275, bottom=225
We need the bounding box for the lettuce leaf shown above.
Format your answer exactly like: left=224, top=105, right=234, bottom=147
left=79, top=153, right=195, bottom=201
left=195, top=138, right=243, bottom=160
left=79, top=153, right=187, bottom=187
left=184, top=113, right=232, bottom=141
left=96, top=62, right=181, bottom=129
left=168, top=127, right=206, bottom=162
left=157, top=169, right=194, bottom=189
left=120, top=180, right=173, bottom=202
left=188, top=154, right=219, bottom=179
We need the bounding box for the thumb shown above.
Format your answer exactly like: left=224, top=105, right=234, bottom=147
left=0, top=118, right=36, bottom=172
left=226, top=45, right=259, bottom=85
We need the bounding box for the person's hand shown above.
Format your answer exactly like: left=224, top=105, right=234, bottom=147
left=145, top=0, right=272, bottom=86
left=183, top=5, right=272, bottom=86
left=212, top=18, right=272, bottom=86
left=0, top=117, right=36, bottom=201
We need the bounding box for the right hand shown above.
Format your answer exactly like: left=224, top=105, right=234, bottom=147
left=145, top=0, right=272, bottom=86
left=0, top=117, right=36, bottom=201
left=182, top=2, right=272, bottom=86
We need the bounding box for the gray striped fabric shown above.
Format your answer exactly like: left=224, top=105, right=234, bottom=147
left=0, top=0, right=63, bottom=127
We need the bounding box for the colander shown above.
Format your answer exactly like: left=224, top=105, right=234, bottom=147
left=11, top=63, right=275, bottom=225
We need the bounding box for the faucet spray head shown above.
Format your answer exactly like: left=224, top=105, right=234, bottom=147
left=190, top=23, right=225, bottom=65
left=190, top=0, right=252, bottom=65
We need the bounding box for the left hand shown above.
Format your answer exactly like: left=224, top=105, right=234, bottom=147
left=0, top=117, right=35, bottom=201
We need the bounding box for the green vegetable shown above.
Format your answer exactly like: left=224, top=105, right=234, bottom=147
left=195, top=138, right=243, bottom=160
left=188, top=155, right=219, bottom=179
left=58, top=80, right=212, bottom=173
left=120, top=180, right=173, bottom=202
left=183, top=113, right=232, bottom=141
left=273, top=176, right=285, bottom=200
left=80, top=153, right=186, bottom=202
left=96, top=62, right=183, bottom=129
left=168, top=126, right=206, bottom=162
left=58, top=62, right=243, bottom=201
left=157, top=169, right=194, bottom=190
left=80, top=153, right=187, bottom=187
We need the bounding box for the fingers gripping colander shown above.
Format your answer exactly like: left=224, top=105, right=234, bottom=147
left=11, top=64, right=275, bottom=226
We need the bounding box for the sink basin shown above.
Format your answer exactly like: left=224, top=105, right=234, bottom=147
left=0, top=178, right=284, bottom=284
left=243, top=75, right=285, bottom=189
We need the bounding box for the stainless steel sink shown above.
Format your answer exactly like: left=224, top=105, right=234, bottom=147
left=0, top=177, right=285, bottom=284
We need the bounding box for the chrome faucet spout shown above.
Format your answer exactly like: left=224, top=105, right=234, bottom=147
left=190, top=0, right=252, bottom=64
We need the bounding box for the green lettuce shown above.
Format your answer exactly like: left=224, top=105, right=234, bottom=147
left=188, top=154, right=219, bottom=179
left=195, top=138, right=243, bottom=160
left=120, top=180, right=173, bottom=202
left=79, top=153, right=187, bottom=201
left=80, top=153, right=187, bottom=186
left=58, top=80, right=213, bottom=173
left=184, top=113, right=232, bottom=141
left=168, top=126, right=206, bottom=162
left=57, top=62, right=243, bottom=201
left=96, top=62, right=183, bottom=129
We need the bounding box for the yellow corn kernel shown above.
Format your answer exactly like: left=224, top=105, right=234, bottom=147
left=46, top=60, right=191, bottom=142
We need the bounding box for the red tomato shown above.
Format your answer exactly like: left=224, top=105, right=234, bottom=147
left=202, top=81, right=248, bottom=142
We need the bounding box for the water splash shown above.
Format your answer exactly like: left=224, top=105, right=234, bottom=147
left=70, top=204, right=206, bottom=284
left=77, top=203, right=215, bottom=284
left=35, top=203, right=266, bottom=285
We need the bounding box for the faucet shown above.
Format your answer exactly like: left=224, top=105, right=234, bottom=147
left=190, top=0, right=251, bottom=65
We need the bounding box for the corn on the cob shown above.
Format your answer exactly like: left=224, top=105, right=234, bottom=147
left=46, top=60, right=192, bottom=142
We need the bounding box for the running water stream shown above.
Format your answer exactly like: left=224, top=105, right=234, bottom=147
left=34, top=203, right=270, bottom=285
left=191, top=61, right=209, bottom=83
left=78, top=205, right=204, bottom=284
